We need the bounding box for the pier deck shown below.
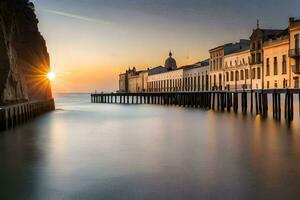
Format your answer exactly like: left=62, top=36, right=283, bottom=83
left=91, top=89, right=300, bottom=121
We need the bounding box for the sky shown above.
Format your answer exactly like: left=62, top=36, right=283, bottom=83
left=32, top=0, right=300, bottom=93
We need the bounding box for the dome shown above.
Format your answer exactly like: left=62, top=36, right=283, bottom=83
left=165, top=51, right=177, bottom=70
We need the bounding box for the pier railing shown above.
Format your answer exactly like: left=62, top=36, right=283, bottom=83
left=0, top=99, right=55, bottom=131
left=91, top=89, right=300, bottom=121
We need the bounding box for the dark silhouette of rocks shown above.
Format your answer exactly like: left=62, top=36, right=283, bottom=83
left=0, top=0, right=52, bottom=105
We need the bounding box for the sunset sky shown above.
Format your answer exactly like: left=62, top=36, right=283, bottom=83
left=32, top=0, right=300, bottom=93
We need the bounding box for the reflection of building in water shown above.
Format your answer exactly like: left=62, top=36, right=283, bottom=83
left=118, top=17, right=300, bottom=92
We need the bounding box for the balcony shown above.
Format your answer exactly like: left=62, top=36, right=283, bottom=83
left=292, top=65, right=300, bottom=74
left=289, top=49, right=300, bottom=58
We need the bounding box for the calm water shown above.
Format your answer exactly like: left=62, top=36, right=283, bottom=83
left=1, top=93, right=300, bottom=200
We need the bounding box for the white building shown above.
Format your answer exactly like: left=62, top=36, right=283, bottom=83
left=147, top=53, right=209, bottom=92
left=224, top=48, right=251, bottom=90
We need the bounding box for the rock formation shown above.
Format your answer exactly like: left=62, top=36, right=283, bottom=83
left=0, top=0, right=52, bottom=105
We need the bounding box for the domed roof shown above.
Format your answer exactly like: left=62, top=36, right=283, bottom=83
left=165, top=51, right=177, bottom=70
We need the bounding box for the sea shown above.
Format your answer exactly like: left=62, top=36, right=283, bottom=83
left=1, top=93, right=300, bottom=200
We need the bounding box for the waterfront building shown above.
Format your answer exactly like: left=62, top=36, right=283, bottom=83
left=119, top=73, right=128, bottom=92
left=209, top=40, right=250, bottom=91
left=182, top=60, right=210, bottom=92
left=249, top=21, right=284, bottom=89
left=147, top=53, right=209, bottom=92
left=224, top=48, right=251, bottom=90
left=148, top=67, right=183, bottom=92
left=289, top=18, right=300, bottom=88
left=118, top=67, right=148, bottom=93
left=118, top=17, right=300, bottom=93
left=263, top=30, right=290, bottom=89
left=147, top=52, right=181, bottom=92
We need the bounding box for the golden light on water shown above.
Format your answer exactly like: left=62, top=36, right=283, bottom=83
left=47, top=72, right=56, bottom=81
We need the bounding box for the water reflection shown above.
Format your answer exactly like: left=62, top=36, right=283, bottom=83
left=1, top=93, right=300, bottom=200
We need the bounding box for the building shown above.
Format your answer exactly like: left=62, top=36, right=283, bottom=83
left=119, top=73, right=128, bottom=92
left=118, top=67, right=148, bottom=93
left=224, top=48, right=251, bottom=90
left=289, top=17, right=300, bottom=88
left=147, top=53, right=209, bottom=92
left=182, top=60, right=210, bottom=92
left=148, top=52, right=181, bottom=92
left=209, top=40, right=250, bottom=90
left=249, top=21, right=284, bottom=89
left=118, top=17, right=300, bottom=93
left=263, top=29, right=290, bottom=89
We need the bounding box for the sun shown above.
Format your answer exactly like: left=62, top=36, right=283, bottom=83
left=47, top=72, right=56, bottom=81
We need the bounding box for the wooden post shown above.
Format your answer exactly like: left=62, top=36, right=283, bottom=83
left=212, top=92, right=215, bottom=110
left=258, top=93, right=262, bottom=115
left=255, top=92, right=258, bottom=115
left=227, top=92, right=231, bottom=112
left=290, top=93, right=294, bottom=121
left=250, top=91, right=253, bottom=113
left=273, top=92, right=276, bottom=119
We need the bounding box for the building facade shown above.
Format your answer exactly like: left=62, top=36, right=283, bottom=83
left=209, top=40, right=250, bottom=91
left=118, top=67, right=148, bottom=93
left=289, top=18, right=300, bottom=88
left=118, top=17, right=300, bottom=93
left=147, top=54, right=209, bottom=92
left=263, top=32, right=290, bottom=89
left=224, top=48, right=251, bottom=90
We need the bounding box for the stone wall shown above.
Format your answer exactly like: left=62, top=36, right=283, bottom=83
left=0, top=0, right=52, bottom=105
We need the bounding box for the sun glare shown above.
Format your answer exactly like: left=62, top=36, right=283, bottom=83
left=47, top=72, right=56, bottom=81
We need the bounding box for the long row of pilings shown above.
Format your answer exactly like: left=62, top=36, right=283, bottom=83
left=0, top=99, right=55, bottom=131
left=91, top=89, right=300, bottom=121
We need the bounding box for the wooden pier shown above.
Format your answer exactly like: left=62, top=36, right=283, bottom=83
left=0, top=99, right=55, bottom=131
left=91, top=89, right=300, bottom=121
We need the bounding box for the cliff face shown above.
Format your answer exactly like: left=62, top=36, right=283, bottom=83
left=0, top=0, right=52, bottom=105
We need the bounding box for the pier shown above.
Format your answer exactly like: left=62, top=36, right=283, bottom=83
left=91, top=89, right=300, bottom=121
left=0, top=99, right=55, bottom=131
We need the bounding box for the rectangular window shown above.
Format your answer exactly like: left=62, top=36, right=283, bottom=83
left=257, top=53, right=262, bottom=64
left=274, top=57, right=278, bottom=75
left=252, top=68, right=256, bottom=79
left=240, top=70, right=244, bottom=80
left=251, top=54, right=255, bottom=64
left=257, top=41, right=261, bottom=50
left=282, top=55, right=287, bottom=74
left=245, top=69, right=249, bottom=79
left=257, top=67, right=261, bottom=79
left=267, top=81, right=270, bottom=89
left=230, top=71, right=234, bottom=81
left=226, top=72, right=229, bottom=82
left=294, top=77, right=300, bottom=88
left=295, top=34, right=299, bottom=49
left=235, top=71, right=239, bottom=81
left=266, top=58, right=270, bottom=76
left=251, top=42, right=256, bottom=50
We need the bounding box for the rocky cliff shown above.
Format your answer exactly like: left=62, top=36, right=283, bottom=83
left=0, top=0, right=52, bottom=105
